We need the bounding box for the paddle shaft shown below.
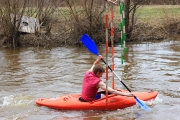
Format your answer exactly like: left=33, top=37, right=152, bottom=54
left=101, top=58, right=140, bottom=100
left=102, top=57, right=150, bottom=109
left=101, top=58, right=132, bottom=92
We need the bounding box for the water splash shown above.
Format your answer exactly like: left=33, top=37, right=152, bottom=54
left=1, top=94, right=33, bottom=107
left=144, top=97, right=163, bottom=106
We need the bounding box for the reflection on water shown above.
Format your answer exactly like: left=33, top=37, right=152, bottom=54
left=0, top=39, right=180, bottom=120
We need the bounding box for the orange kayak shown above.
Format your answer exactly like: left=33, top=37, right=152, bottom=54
left=35, top=90, right=158, bottom=110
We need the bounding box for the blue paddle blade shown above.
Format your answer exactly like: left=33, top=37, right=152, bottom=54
left=80, top=34, right=99, bottom=56
left=135, top=97, right=151, bottom=111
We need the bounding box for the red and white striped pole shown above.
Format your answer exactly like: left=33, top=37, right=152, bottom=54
left=105, top=1, right=109, bottom=105
left=110, top=6, right=115, bottom=89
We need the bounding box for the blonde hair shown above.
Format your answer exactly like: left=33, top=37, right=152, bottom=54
left=93, top=64, right=105, bottom=74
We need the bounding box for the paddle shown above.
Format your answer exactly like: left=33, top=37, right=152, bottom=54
left=80, top=34, right=151, bottom=111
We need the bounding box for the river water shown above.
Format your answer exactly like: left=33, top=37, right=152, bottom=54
left=0, top=38, right=180, bottom=120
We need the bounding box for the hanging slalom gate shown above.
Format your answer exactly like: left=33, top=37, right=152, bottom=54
left=105, top=0, right=126, bottom=88
left=104, top=0, right=127, bottom=105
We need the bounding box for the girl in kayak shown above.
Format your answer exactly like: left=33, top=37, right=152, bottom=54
left=80, top=55, right=134, bottom=102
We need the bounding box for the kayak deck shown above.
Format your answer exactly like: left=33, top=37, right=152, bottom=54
left=35, top=90, right=158, bottom=110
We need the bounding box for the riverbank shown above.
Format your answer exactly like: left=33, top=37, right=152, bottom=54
left=1, top=5, right=180, bottom=48
left=131, top=5, right=180, bottom=41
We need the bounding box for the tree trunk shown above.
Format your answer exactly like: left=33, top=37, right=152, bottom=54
left=124, top=0, right=130, bottom=40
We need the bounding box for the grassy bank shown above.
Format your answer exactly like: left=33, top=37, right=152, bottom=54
left=18, top=5, right=180, bottom=47
left=1, top=5, right=180, bottom=48
left=137, top=5, right=180, bottom=22
left=128, top=5, right=180, bottom=41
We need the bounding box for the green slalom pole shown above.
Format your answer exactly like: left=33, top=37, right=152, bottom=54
left=120, top=1, right=127, bottom=64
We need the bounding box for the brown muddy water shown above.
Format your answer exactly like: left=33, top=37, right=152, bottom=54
left=0, top=39, right=180, bottom=120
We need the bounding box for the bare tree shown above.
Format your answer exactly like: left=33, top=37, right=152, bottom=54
left=124, top=0, right=151, bottom=41
left=0, top=0, right=58, bottom=48
left=0, top=0, right=27, bottom=48
left=58, top=0, right=106, bottom=45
